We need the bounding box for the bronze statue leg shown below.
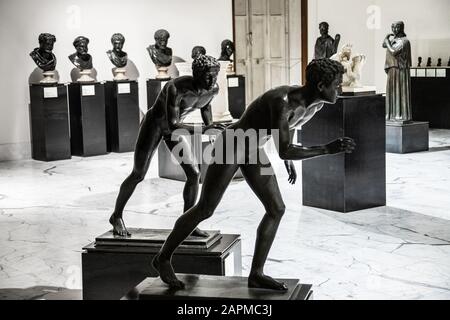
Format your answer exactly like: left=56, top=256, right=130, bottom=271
left=163, top=135, right=209, bottom=238
left=239, top=155, right=288, bottom=291
left=153, top=162, right=239, bottom=288
left=110, top=114, right=163, bottom=236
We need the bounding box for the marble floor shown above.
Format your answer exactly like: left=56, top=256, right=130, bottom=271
left=0, top=130, right=449, bottom=300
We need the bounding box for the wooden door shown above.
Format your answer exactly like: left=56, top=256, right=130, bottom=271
left=234, top=0, right=302, bottom=104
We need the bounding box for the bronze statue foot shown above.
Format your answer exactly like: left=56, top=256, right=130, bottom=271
left=190, top=228, right=209, bottom=238
left=152, top=254, right=185, bottom=289
left=109, top=215, right=131, bottom=237
left=248, top=273, right=288, bottom=291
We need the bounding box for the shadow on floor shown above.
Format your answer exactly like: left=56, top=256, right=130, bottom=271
left=0, top=286, right=82, bottom=300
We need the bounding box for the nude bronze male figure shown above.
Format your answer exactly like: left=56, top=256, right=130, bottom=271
left=109, top=55, right=226, bottom=237
left=153, top=59, right=356, bottom=290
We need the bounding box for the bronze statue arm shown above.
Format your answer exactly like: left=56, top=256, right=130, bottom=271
left=200, top=104, right=213, bottom=127
left=274, top=104, right=355, bottom=160
left=283, top=130, right=297, bottom=184
left=166, top=84, right=201, bottom=134
left=384, top=35, right=403, bottom=55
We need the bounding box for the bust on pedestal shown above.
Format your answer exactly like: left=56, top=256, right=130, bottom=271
left=69, top=36, right=95, bottom=82
left=147, top=29, right=172, bottom=80
left=383, top=21, right=429, bottom=153
left=30, top=33, right=58, bottom=84
left=29, top=33, right=71, bottom=161
left=218, top=39, right=235, bottom=75
left=106, top=33, right=128, bottom=81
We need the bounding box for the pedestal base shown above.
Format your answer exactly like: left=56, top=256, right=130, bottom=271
left=147, top=78, right=169, bottom=109
left=29, top=84, right=71, bottom=161
left=82, top=230, right=242, bottom=300
left=227, top=75, right=246, bottom=119
left=158, top=132, right=243, bottom=182
left=105, top=81, right=140, bottom=153
left=123, top=275, right=313, bottom=300
left=301, top=94, right=386, bottom=213
left=386, top=121, right=429, bottom=154
left=68, top=82, right=107, bottom=157
left=340, top=86, right=376, bottom=96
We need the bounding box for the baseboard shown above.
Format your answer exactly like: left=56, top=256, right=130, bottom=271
left=0, top=142, right=31, bottom=162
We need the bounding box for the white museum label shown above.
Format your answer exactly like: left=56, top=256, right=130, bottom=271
left=426, top=69, right=436, bottom=77
left=118, top=83, right=131, bottom=94
left=228, top=77, right=239, bottom=88
left=224, top=252, right=235, bottom=276
left=436, top=69, right=446, bottom=78
left=43, top=87, right=58, bottom=98
left=82, top=85, right=96, bottom=96
left=416, top=69, right=426, bottom=77
left=410, top=69, right=417, bottom=77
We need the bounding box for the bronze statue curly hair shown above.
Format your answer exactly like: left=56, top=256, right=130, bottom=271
left=306, top=58, right=344, bottom=87
left=192, top=55, right=220, bottom=76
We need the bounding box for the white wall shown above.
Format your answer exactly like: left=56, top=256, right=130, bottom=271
left=0, top=0, right=233, bottom=161
left=308, top=0, right=450, bottom=92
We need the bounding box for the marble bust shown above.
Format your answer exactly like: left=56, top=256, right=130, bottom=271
left=331, top=44, right=366, bottom=88
left=191, top=46, right=206, bottom=60
left=314, top=22, right=340, bottom=59
left=218, top=39, right=234, bottom=61
left=68, top=36, right=93, bottom=70
left=30, top=33, right=57, bottom=72
left=106, top=33, right=128, bottom=68
left=147, top=29, right=172, bottom=67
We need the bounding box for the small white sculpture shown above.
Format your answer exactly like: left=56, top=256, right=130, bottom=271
left=331, top=44, right=366, bottom=88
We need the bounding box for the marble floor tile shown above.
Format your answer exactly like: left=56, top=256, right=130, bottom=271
left=0, top=130, right=449, bottom=300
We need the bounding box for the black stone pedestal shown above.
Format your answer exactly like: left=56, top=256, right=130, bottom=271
left=123, top=275, right=313, bottom=300
left=227, top=75, right=246, bottom=119
left=301, top=94, right=386, bottom=213
left=386, top=121, right=429, bottom=154
left=82, top=229, right=242, bottom=300
left=158, top=132, right=243, bottom=182
left=68, top=83, right=107, bottom=157
left=29, top=84, right=71, bottom=161
left=104, top=81, right=140, bottom=153
left=147, top=78, right=169, bottom=109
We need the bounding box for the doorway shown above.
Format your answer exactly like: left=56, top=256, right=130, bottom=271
left=232, top=0, right=306, bottom=104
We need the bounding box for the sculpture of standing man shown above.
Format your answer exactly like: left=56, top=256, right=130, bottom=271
left=314, top=22, right=340, bottom=59
left=383, top=21, right=412, bottom=123
left=147, top=29, right=173, bottom=79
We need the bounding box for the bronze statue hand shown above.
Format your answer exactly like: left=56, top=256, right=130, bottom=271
left=335, top=34, right=341, bottom=41
left=325, top=137, right=356, bottom=155
left=206, top=123, right=228, bottom=131
left=284, top=160, right=297, bottom=185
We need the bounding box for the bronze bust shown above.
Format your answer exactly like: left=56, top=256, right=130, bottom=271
left=68, top=36, right=93, bottom=70
left=147, top=29, right=173, bottom=67
left=106, top=33, right=128, bottom=68
left=218, top=39, right=234, bottom=61
left=30, top=33, right=57, bottom=72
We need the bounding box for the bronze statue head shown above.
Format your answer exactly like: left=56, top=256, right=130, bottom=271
left=38, top=33, right=56, bottom=53
left=73, top=36, right=89, bottom=56
left=306, top=59, right=344, bottom=104
left=111, top=33, right=125, bottom=52
left=154, top=29, right=170, bottom=49
left=192, top=55, right=220, bottom=90
left=319, top=22, right=329, bottom=36
left=391, top=21, right=406, bottom=37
